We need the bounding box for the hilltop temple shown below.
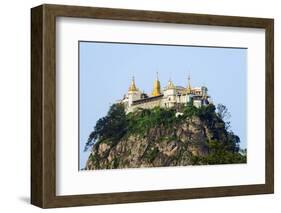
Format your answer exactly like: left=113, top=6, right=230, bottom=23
left=119, top=73, right=212, bottom=113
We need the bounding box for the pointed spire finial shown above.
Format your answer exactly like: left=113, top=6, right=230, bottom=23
left=187, top=74, right=192, bottom=94
left=128, top=75, right=137, bottom=92
left=167, top=77, right=175, bottom=89
left=152, top=72, right=161, bottom=96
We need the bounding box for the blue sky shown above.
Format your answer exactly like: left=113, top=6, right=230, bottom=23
left=79, top=41, right=247, bottom=170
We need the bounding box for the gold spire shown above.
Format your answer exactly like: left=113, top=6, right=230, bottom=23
left=128, top=76, right=138, bottom=92
left=187, top=74, right=192, bottom=94
left=152, top=72, right=161, bottom=96
left=167, top=78, right=175, bottom=89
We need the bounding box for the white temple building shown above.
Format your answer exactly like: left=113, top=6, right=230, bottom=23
left=118, top=73, right=212, bottom=114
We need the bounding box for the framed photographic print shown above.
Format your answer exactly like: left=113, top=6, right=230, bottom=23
left=31, top=4, right=274, bottom=208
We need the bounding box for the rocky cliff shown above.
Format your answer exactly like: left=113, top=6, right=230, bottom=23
left=84, top=104, right=246, bottom=170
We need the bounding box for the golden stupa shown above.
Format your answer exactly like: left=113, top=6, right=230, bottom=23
left=167, top=78, right=175, bottom=90
left=152, top=72, right=161, bottom=96
left=128, top=76, right=138, bottom=92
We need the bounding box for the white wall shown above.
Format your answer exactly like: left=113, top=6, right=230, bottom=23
left=0, top=0, right=279, bottom=212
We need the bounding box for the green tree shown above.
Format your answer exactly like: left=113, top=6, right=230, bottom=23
left=84, top=103, right=127, bottom=151
left=182, top=103, right=199, bottom=118
left=192, top=140, right=246, bottom=165
left=217, top=104, right=231, bottom=129
left=197, top=104, right=216, bottom=122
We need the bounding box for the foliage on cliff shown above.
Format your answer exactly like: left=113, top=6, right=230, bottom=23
left=84, top=103, right=246, bottom=170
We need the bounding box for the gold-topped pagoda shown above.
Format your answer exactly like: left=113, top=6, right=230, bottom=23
left=128, top=76, right=138, bottom=92
left=152, top=72, right=161, bottom=96
left=166, top=78, right=175, bottom=90
left=119, top=73, right=212, bottom=113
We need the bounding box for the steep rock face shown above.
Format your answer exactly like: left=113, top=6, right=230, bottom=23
left=85, top=116, right=227, bottom=170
